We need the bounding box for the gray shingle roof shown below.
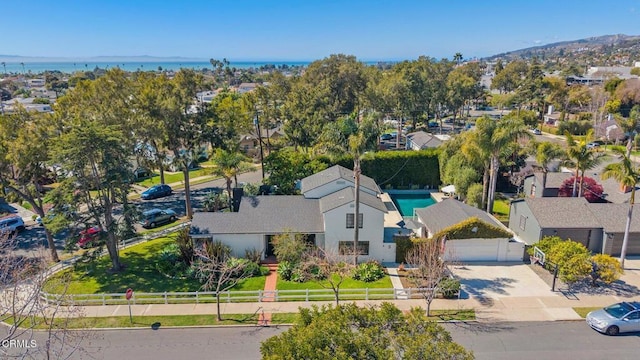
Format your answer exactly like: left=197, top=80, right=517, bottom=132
left=523, top=197, right=601, bottom=228
left=190, top=196, right=323, bottom=235
left=300, top=165, right=380, bottom=195
left=414, top=199, right=501, bottom=234
left=405, top=131, right=442, bottom=149
left=587, top=203, right=640, bottom=233
left=533, top=172, right=572, bottom=189
left=319, top=187, right=388, bottom=213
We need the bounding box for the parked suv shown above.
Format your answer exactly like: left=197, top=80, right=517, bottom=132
left=141, top=184, right=173, bottom=200
left=0, top=215, right=26, bottom=234
left=140, top=208, right=177, bottom=228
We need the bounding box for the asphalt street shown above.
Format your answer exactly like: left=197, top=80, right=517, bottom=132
left=8, top=321, right=639, bottom=359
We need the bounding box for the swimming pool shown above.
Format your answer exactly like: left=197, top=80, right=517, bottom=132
left=387, top=191, right=436, bottom=217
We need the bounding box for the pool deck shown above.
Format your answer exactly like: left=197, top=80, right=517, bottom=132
left=381, top=191, right=448, bottom=243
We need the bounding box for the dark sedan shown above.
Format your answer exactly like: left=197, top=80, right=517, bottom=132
left=140, top=184, right=172, bottom=200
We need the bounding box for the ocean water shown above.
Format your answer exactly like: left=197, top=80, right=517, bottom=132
left=0, top=61, right=312, bottom=74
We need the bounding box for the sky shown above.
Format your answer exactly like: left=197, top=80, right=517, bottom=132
left=2, top=0, right=640, bottom=61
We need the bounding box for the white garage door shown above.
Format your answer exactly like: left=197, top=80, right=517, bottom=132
left=443, top=239, right=524, bottom=262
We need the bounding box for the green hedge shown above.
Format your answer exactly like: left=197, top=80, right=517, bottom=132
left=395, top=236, right=414, bottom=264
left=320, top=149, right=441, bottom=189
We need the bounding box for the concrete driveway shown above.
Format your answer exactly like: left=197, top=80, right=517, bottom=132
left=451, top=262, right=556, bottom=301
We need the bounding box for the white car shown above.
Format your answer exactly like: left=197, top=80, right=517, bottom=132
left=586, top=142, right=601, bottom=150
left=530, top=128, right=542, bottom=135
left=0, top=215, right=26, bottom=234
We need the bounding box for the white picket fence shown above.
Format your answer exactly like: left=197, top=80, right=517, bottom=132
left=40, top=287, right=460, bottom=306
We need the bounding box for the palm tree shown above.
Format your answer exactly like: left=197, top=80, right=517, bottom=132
left=453, top=52, right=463, bottom=66
left=20, top=62, right=25, bottom=75
left=565, top=130, right=602, bottom=197
left=601, top=148, right=639, bottom=268
left=1, top=62, right=6, bottom=75
left=473, top=116, right=530, bottom=213
left=210, top=149, right=255, bottom=210
left=534, top=141, right=565, bottom=190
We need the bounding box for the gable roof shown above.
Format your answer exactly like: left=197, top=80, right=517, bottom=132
left=300, top=165, right=380, bottom=195
left=190, top=196, right=323, bottom=235
left=414, top=199, right=501, bottom=234
left=319, top=187, right=388, bottom=213
left=521, top=197, right=601, bottom=229
left=587, top=203, right=640, bottom=233
left=405, top=131, right=442, bottom=149
left=532, top=172, right=571, bottom=189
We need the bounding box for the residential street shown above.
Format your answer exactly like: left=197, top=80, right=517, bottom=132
left=8, top=321, right=639, bottom=359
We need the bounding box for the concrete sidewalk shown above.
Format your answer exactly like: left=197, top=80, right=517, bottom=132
left=60, top=291, right=640, bottom=323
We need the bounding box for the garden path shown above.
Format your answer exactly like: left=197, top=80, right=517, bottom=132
left=258, top=263, right=278, bottom=325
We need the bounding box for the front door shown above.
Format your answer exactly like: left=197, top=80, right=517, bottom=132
left=265, top=235, right=275, bottom=257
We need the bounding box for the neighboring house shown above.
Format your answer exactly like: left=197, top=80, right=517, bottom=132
left=543, top=111, right=562, bottom=126
left=27, top=78, right=45, bottom=87
left=522, top=172, right=571, bottom=198
left=196, top=90, right=217, bottom=103
left=404, top=131, right=443, bottom=150
left=414, top=199, right=524, bottom=262
left=594, top=118, right=625, bottom=142
left=237, top=82, right=258, bottom=94
left=589, top=203, right=640, bottom=256
left=509, top=197, right=613, bottom=254
left=239, top=125, right=285, bottom=156
left=190, top=165, right=393, bottom=262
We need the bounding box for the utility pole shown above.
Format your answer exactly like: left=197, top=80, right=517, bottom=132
left=254, top=111, right=265, bottom=180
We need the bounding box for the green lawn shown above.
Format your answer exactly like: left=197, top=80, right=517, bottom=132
left=46, top=236, right=266, bottom=295
left=277, top=275, right=393, bottom=291
left=137, top=168, right=211, bottom=187
left=573, top=307, right=599, bottom=318
left=10, top=313, right=298, bottom=329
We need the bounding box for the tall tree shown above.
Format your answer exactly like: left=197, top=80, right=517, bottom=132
left=210, top=149, right=255, bottom=209
left=601, top=148, right=639, bottom=269
left=53, top=69, right=136, bottom=271
left=0, top=109, right=60, bottom=262
left=565, top=130, right=602, bottom=197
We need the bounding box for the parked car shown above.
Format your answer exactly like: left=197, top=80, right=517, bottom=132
left=0, top=215, right=26, bottom=234
left=140, top=184, right=172, bottom=200
left=586, top=142, right=601, bottom=150
left=586, top=301, right=640, bottom=335
left=530, top=128, right=542, bottom=135
left=77, top=226, right=102, bottom=248
left=380, top=133, right=394, bottom=141
left=140, top=208, right=177, bottom=228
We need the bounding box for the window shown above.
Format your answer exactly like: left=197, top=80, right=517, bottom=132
left=339, top=241, right=369, bottom=255
left=519, top=215, right=527, bottom=231
left=346, top=213, right=363, bottom=228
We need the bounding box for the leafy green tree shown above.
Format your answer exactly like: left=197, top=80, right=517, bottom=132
left=264, top=148, right=327, bottom=194
left=491, top=60, right=527, bottom=93
left=272, top=232, right=308, bottom=264
left=547, top=240, right=591, bottom=283
left=0, top=109, right=59, bottom=262
left=52, top=69, right=136, bottom=271
left=601, top=148, right=640, bottom=268
left=260, top=303, right=473, bottom=360
left=465, top=183, right=484, bottom=208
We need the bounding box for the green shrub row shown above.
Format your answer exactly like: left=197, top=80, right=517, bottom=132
left=320, top=149, right=441, bottom=189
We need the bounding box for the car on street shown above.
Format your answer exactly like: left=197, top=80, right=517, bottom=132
left=530, top=128, right=542, bottom=135
left=140, top=208, right=177, bottom=228
left=36, top=205, right=77, bottom=226
left=380, top=133, right=395, bottom=141
left=141, top=184, right=172, bottom=200
left=586, top=301, right=640, bottom=335
left=77, top=226, right=102, bottom=248
left=586, top=142, right=601, bottom=150
left=0, top=215, right=26, bottom=234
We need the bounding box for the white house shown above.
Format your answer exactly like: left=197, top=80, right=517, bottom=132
left=190, top=165, right=394, bottom=262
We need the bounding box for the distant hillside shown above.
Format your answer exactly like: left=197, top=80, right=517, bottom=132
left=485, top=34, right=640, bottom=66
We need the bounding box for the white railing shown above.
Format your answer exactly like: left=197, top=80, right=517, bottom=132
left=40, top=287, right=460, bottom=306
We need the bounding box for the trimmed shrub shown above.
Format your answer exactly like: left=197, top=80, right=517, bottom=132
left=245, top=247, right=261, bottom=263
left=352, top=261, right=385, bottom=282
left=591, top=254, right=624, bottom=285
left=395, top=236, right=415, bottom=263
left=432, top=217, right=512, bottom=240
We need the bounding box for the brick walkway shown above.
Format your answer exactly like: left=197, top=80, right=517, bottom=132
left=258, top=262, right=278, bottom=325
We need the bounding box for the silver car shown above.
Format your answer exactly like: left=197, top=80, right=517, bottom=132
left=586, top=302, right=640, bottom=335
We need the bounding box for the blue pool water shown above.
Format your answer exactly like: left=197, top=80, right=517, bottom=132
left=389, top=192, right=436, bottom=217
